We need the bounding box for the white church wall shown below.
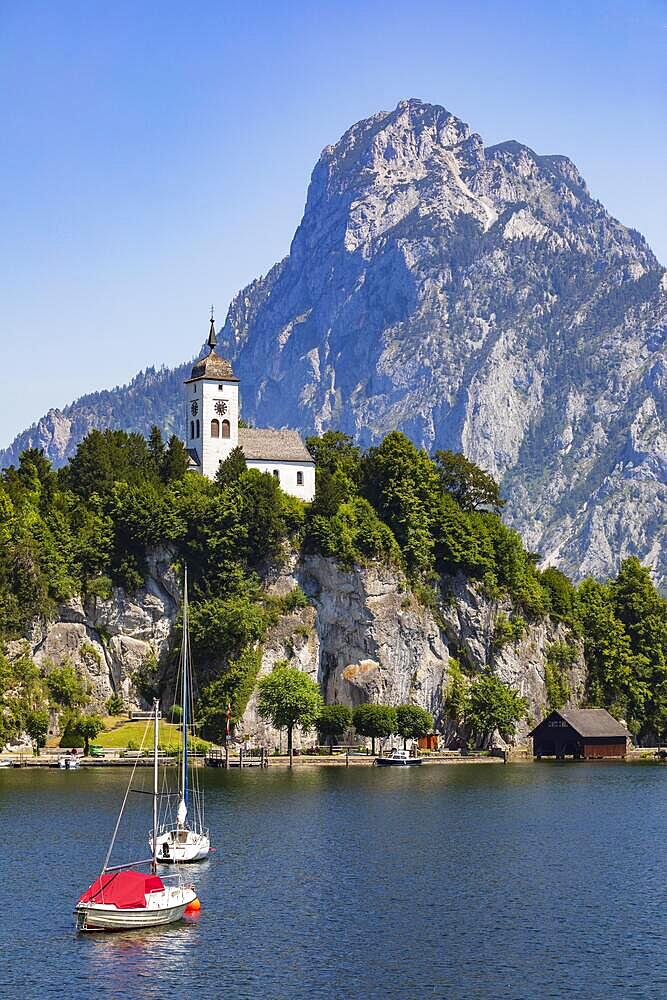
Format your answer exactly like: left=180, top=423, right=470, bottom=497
left=247, top=459, right=315, bottom=502
left=194, top=378, right=240, bottom=479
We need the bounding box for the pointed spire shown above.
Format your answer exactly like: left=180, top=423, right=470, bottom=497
left=207, top=305, right=217, bottom=352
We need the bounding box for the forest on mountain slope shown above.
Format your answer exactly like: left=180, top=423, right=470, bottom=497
left=0, top=428, right=665, bottom=747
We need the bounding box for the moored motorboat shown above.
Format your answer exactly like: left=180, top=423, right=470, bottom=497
left=58, top=755, right=80, bottom=770
left=374, top=749, right=423, bottom=767
left=75, top=700, right=198, bottom=932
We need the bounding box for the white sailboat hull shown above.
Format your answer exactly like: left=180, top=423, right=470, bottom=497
left=76, top=885, right=197, bottom=932
left=151, top=828, right=211, bottom=863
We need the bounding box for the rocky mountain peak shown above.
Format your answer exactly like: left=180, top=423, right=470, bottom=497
left=2, top=99, right=665, bottom=587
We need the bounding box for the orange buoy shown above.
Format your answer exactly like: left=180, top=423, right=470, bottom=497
left=184, top=898, right=201, bottom=914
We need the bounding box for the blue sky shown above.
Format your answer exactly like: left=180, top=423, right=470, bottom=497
left=1, top=0, right=665, bottom=447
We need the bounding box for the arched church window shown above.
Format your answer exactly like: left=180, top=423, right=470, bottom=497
left=190, top=420, right=194, bottom=439
left=297, top=471, right=304, bottom=486
left=211, top=419, right=220, bottom=438
left=196, top=419, right=200, bottom=438
left=221, top=419, right=231, bottom=439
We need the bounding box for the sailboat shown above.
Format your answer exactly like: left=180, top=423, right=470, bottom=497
left=150, top=566, right=210, bottom=864
left=75, top=700, right=198, bottom=931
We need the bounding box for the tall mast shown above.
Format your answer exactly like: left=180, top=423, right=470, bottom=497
left=152, top=698, right=159, bottom=875
left=181, top=565, right=189, bottom=821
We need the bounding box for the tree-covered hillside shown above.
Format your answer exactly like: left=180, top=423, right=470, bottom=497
left=0, top=428, right=665, bottom=745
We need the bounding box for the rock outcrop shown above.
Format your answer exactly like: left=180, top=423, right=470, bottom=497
left=238, top=555, right=585, bottom=748
left=8, top=549, right=180, bottom=713
left=2, top=100, right=664, bottom=587
left=6, top=551, right=586, bottom=747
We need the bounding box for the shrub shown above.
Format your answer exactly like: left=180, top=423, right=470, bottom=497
left=106, top=693, right=124, bottom=715
left=466, top=674, right=528, bottom=745
left=493, top=613, right=526, bottom=651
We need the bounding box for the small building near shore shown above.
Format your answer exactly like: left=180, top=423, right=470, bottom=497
left=418, top=733, right=440, bottom=752
left=529, top=708, right=629, bottom=760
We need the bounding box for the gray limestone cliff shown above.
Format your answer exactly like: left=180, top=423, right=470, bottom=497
left=3, top=100, right=663, bottom=586
left=5, top=551, right=584, bottom=748
left=7, top=549, right=180, bottom=717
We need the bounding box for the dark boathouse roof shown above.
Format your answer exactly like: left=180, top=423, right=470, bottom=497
left=529, top=708, right=629, bottom=739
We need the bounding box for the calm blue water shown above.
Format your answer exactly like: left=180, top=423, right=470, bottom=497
left=1, top=762, right=666, bottom=1000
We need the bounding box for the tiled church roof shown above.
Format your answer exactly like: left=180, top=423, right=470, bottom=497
left=239, top=428, right=313, bottom=463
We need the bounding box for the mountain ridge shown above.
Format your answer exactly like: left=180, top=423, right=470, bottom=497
left=2, top=99, right=665, bottom=586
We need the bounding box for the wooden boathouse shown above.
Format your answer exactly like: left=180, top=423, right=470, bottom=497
left=529, top=708, right=629, bottom=760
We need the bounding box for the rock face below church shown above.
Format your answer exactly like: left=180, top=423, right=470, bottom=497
left=6, top=550, right=586, bottom=750
left=3, top=99, right=665, bottom=585
left=237, top=554, right=586, bottom=749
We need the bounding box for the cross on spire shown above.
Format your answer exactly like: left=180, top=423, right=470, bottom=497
left=207, top=306, right=217, bottom=352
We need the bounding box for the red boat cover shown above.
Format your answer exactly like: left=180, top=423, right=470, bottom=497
left=78, top=871, right=165, bottom=909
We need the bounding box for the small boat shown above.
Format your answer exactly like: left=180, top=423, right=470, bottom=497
left=374, top=749, right=423, bottom=767
left=75, top=700, right=198, bottom=932
left=58, top=755, right=80, bottom=770
left=150, top=567, right=210, bottom=864
left=0, top=759, right=13, bottom=768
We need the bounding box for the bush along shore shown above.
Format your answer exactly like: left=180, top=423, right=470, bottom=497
left=1, top=428, right=666, bottom=755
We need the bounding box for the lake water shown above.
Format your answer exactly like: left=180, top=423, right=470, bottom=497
left=1, top=762, right=666, bottom=1000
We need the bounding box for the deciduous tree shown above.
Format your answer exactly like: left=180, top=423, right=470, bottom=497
left=257, top=666, right=323, bottom=765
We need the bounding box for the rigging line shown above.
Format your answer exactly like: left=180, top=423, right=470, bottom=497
left=101, top=715, right=152, bottom=874
left=182, top=564, right=189, bottom=816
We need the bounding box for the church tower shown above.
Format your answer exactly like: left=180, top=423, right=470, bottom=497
left=184, top=314, right=240, bottom=479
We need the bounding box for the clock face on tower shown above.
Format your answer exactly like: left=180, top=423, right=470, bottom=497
left=191, top=401, right=198, bottom=416
left=215, top=400, right=228, bottom=415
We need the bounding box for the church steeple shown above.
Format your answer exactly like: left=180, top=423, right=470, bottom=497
left=207, top=306, right=217, bottom=352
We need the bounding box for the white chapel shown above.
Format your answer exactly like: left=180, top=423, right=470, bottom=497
left=184, top=316, right=315, bottom=502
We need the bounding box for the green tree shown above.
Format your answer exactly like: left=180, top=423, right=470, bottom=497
left=316, top=704, right=353, bottom=752
left=188, top=595, right=267, bottom=660
left=540, top=566, right=579, bottom=625
left=64, top=714, right=104, bottom=754
left=162, top=435, right=189, bottom=481
left=257, top=666, right=323, bottom=764
left=395, top=704, right=433, bottom=749
left=45, top=661, right=88, bottom=709
left=352, top=703, right=397, bottom=754
left=361, top=432, right=438, bottom=576
left=148, top=426, right=165, bottom=476
left=215, top=446, right=248, bottom=488
left=544, top=642, right=574, bottom=710
left=577, top=577, right=650, bottom=736
left=465, top=674, right=528, bottom=747
left=199, top=647, right=262, bottom=739
left=26, top=708, right=50, bottom=750
left=443, top=660, right=468, bottom=730
left=307, top=496, right=401, bottom=567
left=306, top=431, right=361, bottom=486
left=433, top=450, right=505, bottom=512
left=610, top=558, right=667, bottom=674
